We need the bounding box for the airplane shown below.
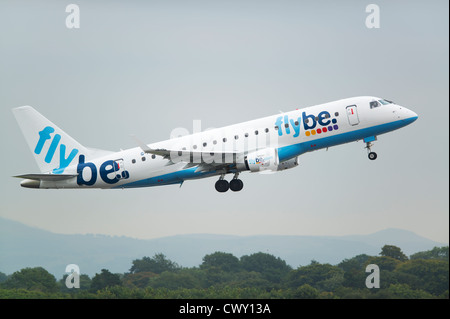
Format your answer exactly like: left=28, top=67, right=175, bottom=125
left=12, top=96, right=418, bottom=192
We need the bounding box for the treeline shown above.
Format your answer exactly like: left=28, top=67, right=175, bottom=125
left=0, top=245, right=448, bottom=299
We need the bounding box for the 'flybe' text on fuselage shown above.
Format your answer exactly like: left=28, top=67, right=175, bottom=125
left=275, top=111, right=339, bottom=137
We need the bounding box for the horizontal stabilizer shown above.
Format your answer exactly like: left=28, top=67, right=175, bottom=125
left=14, top=173, right=78, bottom=181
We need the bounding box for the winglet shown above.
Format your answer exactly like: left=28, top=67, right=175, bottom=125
left=130, top=134, right=153, bottom=153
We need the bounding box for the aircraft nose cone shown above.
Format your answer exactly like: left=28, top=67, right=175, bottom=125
left=409, top=110, right=418, bottom=120
left=401, top=107, right=418, bottom=125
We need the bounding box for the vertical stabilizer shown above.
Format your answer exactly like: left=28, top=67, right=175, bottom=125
left=12, top=106, right=90, bottom=173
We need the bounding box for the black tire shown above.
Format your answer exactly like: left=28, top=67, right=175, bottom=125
left=215, top=180, right=229, bottom=192
left=230, top=179, right=244, bottom=192
left=368, top=152, right=377, bottom=160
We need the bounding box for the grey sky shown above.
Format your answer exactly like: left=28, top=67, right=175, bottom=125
left=0, top=0, right=448, bottom=243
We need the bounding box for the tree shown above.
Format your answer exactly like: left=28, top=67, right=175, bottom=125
left=122, top=272, right=158, bottom=289
left=395, top=259, right=449, bottom=296
left=291, top=284, right=320, bottom=299
left=129, top=253, right=180, bottom=274
left=90, top=269, right=121, bottom=292
left=240, top=252, right=292, bottom=283
left=380, top=245, right=408, bottom=262
left=286, top=261, right=344, bottom=292
left=386, top=284, right=434, bottom=299
left=410, top=246, right=449, bottom=261
left=0, top=272, right=7, bottom=284
left=59, top=274, right=91, bottom=292
left=147, top=270, right=201, bottom=290
left=2, top=267, right=58, bottom=293
left=201, top=252, right=240, bottom=272
left=338, top=254, right=370, bottom=288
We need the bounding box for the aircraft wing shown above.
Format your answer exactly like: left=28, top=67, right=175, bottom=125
left=132, top=135, right=242, bottom=169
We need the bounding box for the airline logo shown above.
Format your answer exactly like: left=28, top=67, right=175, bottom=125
left=35, top=126, right=78, bottom=173
left=275, top=111, right=339, bottom=138
left=77, top=155, right=130, bottom=186
left=35, top=126, right=130, bottom=185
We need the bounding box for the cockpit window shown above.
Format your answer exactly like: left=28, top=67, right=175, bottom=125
left=378, top=99, right=392, bottom=105
left=370, top=101, right=380, bottom=109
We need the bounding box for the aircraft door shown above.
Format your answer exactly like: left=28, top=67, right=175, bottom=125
left=346, top=105, right=360, bottom=126
left=114, top=159, right=129, bottom=180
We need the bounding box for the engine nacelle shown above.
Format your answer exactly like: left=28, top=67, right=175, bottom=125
left=276, top=157, right=299, bottom=171
left=243, top=148, right=279, bottom=172
left=237, top=149, right=299, bottom=173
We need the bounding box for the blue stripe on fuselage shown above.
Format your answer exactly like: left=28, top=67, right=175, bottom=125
left=117, top=117, right=417, bottom=188
left=115, top=167, right=217, bottom=189
left=279, top=117, right=417, bottom=161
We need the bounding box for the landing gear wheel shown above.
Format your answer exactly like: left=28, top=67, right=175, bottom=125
left=368, top=152, right=377, bottom=160
left=230, top=179, right=244, bottom=192
left=215, top=180, right=229, bottom=192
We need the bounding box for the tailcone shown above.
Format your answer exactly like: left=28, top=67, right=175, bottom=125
left=20, top=179, right=40, bottom=188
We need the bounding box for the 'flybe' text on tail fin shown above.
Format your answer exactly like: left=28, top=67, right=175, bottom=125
left=12, top=106, right=91, bottom=173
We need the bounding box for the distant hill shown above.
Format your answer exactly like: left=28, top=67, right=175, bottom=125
left=0, top=217, right=446, bottom=278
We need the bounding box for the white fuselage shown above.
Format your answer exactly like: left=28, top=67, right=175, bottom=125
left=21, top=96, right=418, bottom=190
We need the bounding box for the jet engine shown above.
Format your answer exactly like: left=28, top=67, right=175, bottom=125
left=244, top=148, right=279, bottom=172
left=237, top=149, right=299, bottom=173
left=276, top=156, right=299, bottom=171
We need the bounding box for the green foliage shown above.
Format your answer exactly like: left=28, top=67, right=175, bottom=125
left=0, top=272, right=7, bottom=283
left=338, top=254, right=370, bottom=288
left=410, top=246, right=449, bottom=261
left=129, top=253, right=180, bottom=274
left=90, top=269, right=122, bottom=292
left=394, top=259, right=449, bottom=295
left=59, top=274, right=91, bottom=292
left=1, top=245, right=448, bottom=299
left=380, top=245, right=408, bottom=262
left=122, top=272, right=157, bottom=289
left=240, top=252, right=292, bottom=283
left=1, top=267, right=58, bottom=293
left=147, top=270, right=203, bottom=290
left=286, top=261, right=344, bottom=292
left=290, top=284, right=320, bottom=299
left=386, top=284, right=434, bottom=299
left=201, top=252, right=240, bottom=272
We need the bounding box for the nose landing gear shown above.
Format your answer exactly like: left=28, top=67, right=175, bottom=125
left=365, top=141, right=377, bottom=160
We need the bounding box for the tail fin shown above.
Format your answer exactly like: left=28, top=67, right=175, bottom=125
left=12, top=106, right=90, bottom=173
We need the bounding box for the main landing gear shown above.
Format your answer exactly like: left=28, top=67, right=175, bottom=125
left=365, top=141, right=377, bottom=160
left=215, top=173, right=244, bottom=193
